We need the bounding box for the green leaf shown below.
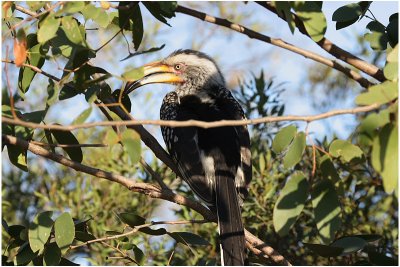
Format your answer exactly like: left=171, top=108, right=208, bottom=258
left=168, top=232, right=210, bottom=246
left=274, top=1, right=295, bottom=33
left=43, top=242, right=61, bottom=266
left=311, top=180, right=342, bottom=244
left=61, top=16, right=85, bottom=45
left=72, top=107, right=92, bottom=125
left=81, top=3, right=101, bottom=22
left=319, top=155, right=343, bottom=195
left=47, top=79, right=61, bottom=106
left=387, top=44, right=398, bottom=63
left=142, top=2, right=171, bottom=26
left=386, top=13, right=398, bottom=47
left=59, top=82, right=78, bottom=100
left=371, top=124, right=398, bottom=194
left=273, top=171, right=309, bottom=236
left=139, top=227, right=167, bottom=236
left=119, top=212, right=146, bottom=227
left=330, top=237, right=367, bottom=256
left=329, top=140, right=363, bottom=162
left=355, top=81, right=398, bottom=106
left=50, top=125, right=83, bottom=163
left=74, top=231, right=96, bottom=242
left=54, top=212, right=75, bottom=253
left=15, top=242, right=38, bottom=265
left=7, top=144, right=28, bottom=172
left=303, top=243, right=343, bottom=257
left=365, top=21, right=388, bottom=51
left=38, top=16, right=61, bottom=43
left=28, top=211, right=54, bottom=253
left=384, top=62, right=398, bottom=81
left=272, top=124, right=297, bottom=153
left=18, top=41, right=45, bottom=96
left=57, top=1, right=85, bottom=14
left=159, top=1, right=178, bottom=17
left=94, top=10, right=110, bottom=28
left=118, top=2, right=135, bottom=30
left=132, top=244, right=145, bottom=265
left=131, top=4, right=143, bottom=50
left=359, top=109, right=390, bottom=138
left=121, top=129, right=141, bottom=165
left=8, top=225, right=26, bottom=239
left=121, top=66, right=145, bottom=81
left=332, top=3, right=362, bottom=22
left=294, top=2, right=327, bottom=41
left=283, top=131, right=306, bottom=169
left=336, top=17, right=358, bottom=30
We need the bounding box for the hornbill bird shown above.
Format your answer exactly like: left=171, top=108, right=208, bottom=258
left=124, top=50, right=252, bottom=265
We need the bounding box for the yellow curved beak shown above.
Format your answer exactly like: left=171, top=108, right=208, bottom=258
left=123, top=61, right=184, bottom=95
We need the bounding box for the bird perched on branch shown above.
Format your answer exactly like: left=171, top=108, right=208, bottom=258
left=124, top=49, right=252, bottom=265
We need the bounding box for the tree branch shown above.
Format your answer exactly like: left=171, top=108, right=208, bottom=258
left=3, top=134, right=290, bottom=265
left=175, top=5, right=374, bottom=88
left=255, top=1, right=385, bottom=82
left=1, top=102, right=383, bottom=130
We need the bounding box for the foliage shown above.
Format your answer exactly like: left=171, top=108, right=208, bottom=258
left=2, top=1, right=398, bottom=266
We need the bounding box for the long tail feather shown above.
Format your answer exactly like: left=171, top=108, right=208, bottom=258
left=216, top=173, right=246, bottom=265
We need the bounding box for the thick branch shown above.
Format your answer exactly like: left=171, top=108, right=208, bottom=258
left=176, top=5, right=374, bottom=88
left=2, top=134, right=214, bottom=221
left=256, top=1, right=385, bottom=82
left=1, top=102, right=383, bottom=131
left=3, top=134, right=290, bottom=265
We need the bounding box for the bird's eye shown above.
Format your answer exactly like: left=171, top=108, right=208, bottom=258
left=174, top=64, right=182, bottom=70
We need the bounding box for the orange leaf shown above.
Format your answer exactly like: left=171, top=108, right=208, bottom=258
left=100, top=1, right=110, bottom=10
left=13, top=38, right=27, bottom=67
left=2, top=1, right=12, bottom=19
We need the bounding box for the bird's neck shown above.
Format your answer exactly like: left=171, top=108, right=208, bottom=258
left=175, top=82, right=226, bottom=104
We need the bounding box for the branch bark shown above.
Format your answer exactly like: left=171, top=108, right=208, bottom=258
left=3, top=134, right=291, bottom=265
left=1, top=102, right=382, bottom=130
left=175, top=5, right=374, bottom=88
left=255, top=1, right=385, bottom=82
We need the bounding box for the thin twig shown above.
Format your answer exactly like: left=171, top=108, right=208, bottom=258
left=176, top=5, right=374, bottom=88
left=256, top=1, right=385, bottom=82
left=30, top=140, right=108, bottom=148
left=3, top=134, right=290, bottom=265
left=11, top=2, right=64, bottom=33
left=1, top=102, right=383, bottom=130
left=140, top=158, right=170, bottom=190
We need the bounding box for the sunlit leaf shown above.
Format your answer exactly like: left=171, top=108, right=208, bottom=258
left=72, top=107, right=92, bottom=125
left=355, top=81, right=398, bottom=106
left=329, top=139, right=363, bottom=162
left=121, top=67, right=145, bottom=81
left=273, top=171, right=309, bottom=236
left=38, top=16, right=60, bottom=43
left=62, top=16, right=85, bottom=45
left=121, top=129, right=141, bottom=165
left=54, top=212, right=75, bottom=253
left=371, top=123, right=398, bottom=194
left=294, top=2, right=326, bottom=41
left=28, top=211, right=54, bottom=253
left=283, top=131, right=306, bottom=169
left=272, top=124, right=297, bottom=153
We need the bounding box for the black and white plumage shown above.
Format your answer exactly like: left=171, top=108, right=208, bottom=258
left=124, top=50, right=252, bottom=266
